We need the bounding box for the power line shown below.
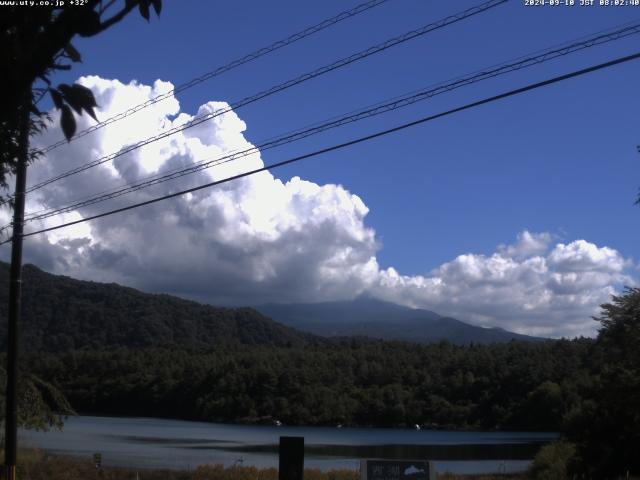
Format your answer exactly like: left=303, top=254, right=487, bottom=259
left=21, top=0, right=507, bottom=197
left=16, top=20, right=640, bottom=227
left=36, top=0, right=392, bottom=154
left=4, top=49, right=638, bottom=245
left=27, top=0, right=506, bottom=193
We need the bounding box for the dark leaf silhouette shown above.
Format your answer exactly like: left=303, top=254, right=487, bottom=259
left=58, top=84, right=83, bottom=115
left=1, top=0, right=163, bottom=205
left=64, top=43, right=82, bottom=63
left=84, top=106, right=98, bottom=122
left=60, top=105, right=76, bottom=141
left=76, top=10, right=102, bottom=37
left=56, top=83, right=72, bottom=98
left=70, top=83, right=98, bottom=108
left=151, top=0, right=162, bottom=16
left=57, top=83, right=98, bottom=122
left=139, top=0, right=150, bottom=21
left=49, top=89, right=63, bottom=110
left=71, top=84, right=98, bottom=121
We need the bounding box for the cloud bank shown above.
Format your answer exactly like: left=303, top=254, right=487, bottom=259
left=0, top=76, right=634, bottom=338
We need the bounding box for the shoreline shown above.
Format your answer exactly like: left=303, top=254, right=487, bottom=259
left=12, top=449, right=527, bottom=480
left=20, top=415, right=547, bottom=475
left=54, top=412, right=560, bottom=435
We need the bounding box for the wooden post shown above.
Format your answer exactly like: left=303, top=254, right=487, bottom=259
left=4, top=88, right=30, bottom=480
left=279, top=436, right=304, bottom=480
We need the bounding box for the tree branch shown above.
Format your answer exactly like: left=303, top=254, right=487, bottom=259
left=94, top=2, right=138, bottom=35
left=100, top=0, right=119, bottom=15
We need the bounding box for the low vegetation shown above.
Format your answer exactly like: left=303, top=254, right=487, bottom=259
left=12, top=450, right=525, bottom=480
left=527, top=441, right=575, bottom=480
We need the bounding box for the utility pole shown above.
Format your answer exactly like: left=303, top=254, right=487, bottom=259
left=4, top=87, right=31, bottom=480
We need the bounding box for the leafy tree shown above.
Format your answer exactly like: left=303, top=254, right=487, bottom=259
left=0, top=366, right=74, bottom=432
left=0, top=0, right=162, bottom=447
left=0, top=0, right=162, bottom=204
left=528, top=440, right=576, bottom=480
left=566, top=288, right=640, bottom=477
left=512, top=381, right=564, bottom=431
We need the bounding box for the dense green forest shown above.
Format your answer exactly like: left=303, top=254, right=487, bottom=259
left=1, top=261, right=638, bottom=476
left=20, top=318, right=638, bottom=477
left=22, top=339, right=592, bottom=431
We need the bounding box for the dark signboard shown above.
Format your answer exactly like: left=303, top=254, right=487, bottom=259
left=360, top=460, right=432, bottom=480
left=279, top=436, right=304, bottom=480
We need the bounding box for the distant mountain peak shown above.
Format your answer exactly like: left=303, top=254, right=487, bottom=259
left=0, top=261, right=545, bottom=351
left=256, top=298, right=546, bottom=345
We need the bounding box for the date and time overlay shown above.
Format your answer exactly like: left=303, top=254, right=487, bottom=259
left=525, top=0, right=640, bottom=6
left=1, top=0, right=640, bottom=8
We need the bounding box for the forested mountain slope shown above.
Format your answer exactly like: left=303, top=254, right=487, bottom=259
left=0, top=262, right=318, bottom=351
left=1, top=262, right=541, bottom=351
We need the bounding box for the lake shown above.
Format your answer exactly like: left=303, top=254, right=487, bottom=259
left=19, top=415, right=557, bottom=475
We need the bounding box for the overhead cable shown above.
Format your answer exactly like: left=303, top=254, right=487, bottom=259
left=23, top=0, right=507, bottom=196
left=37, top=0, right=392, bottom=154
left=17, top=20, right=640, bottom=226
left=4, top=49, right=638, bottom=245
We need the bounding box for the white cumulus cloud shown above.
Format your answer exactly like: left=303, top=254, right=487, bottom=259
left=498, top=231, right=554, bottom=259
left=368, top=235, right=633, bottom=337
left=0, top=77, right=634, bottom=338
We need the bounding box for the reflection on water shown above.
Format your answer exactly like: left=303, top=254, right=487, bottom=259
left=19, top=415, right=557, bottom=475
left=175, top=441, right=544, bottom=462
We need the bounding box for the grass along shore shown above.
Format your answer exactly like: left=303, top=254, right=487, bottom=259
left=7, top=449, right=526, bottom=480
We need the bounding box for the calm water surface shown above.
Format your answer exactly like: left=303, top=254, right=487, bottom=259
left=19, top=415, right=557, bottom=475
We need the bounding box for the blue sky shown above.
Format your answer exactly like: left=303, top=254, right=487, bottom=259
left=5, top=0, right=640, bottom=336
left=52, top=0, right=639, bottom=273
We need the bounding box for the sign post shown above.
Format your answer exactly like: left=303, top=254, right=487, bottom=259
left=360, top=460, right=433, bottom=480
left=279, top=436, right=304, bottom=480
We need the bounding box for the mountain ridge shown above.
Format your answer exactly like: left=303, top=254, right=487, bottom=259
left=256, top=295, right=545, bottom=344
left=0, top=261, right=543, bottom=350
left=0, top=262, right=319, bottom=351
